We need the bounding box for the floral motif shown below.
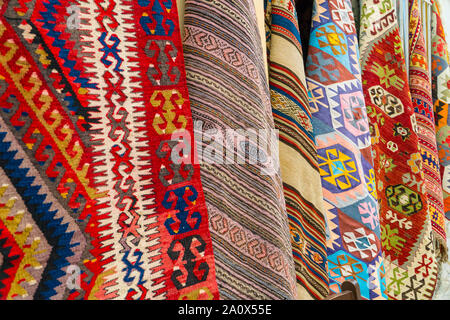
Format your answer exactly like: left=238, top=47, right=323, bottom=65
left=407, top=152, right=423, bottom=174
left=387, top=141, right=398, bottom=152
left=393, top=122, right=411, bottom=141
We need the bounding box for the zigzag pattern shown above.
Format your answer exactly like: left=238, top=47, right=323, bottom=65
left=0, top=0, right=222, bottom=301
left=0, top=220, right=23, bottom=297
left=0, top=90, right=89, bottom=217
left=0, top=31, right=95, bottom=206
left=408, top=0, right=446, bottom=286
left=33, top=0, right=95, bottom=91
left=15, top=19, right=95, bottom=131
left=0, top=181, right=49, bottom=299
left=0, top=130, right=79, bottom=299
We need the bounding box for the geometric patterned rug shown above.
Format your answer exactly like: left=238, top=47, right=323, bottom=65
left=0, top=0, right=219, bottom=300
left=306, top=0, right=387, bottom=300
left=359, top=0, right=438, bottom=300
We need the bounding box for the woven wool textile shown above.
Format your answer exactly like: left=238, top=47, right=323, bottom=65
left=408, top=0, right=447, bottom=266
left=0, top=0, right=219, bottom=299
left=305, top=0, right=386, bottom=300
left=433, top=0, right=450, bottom=224
left=183, top=0, right=297, bottom=299
left=431, top=0, right=450, bottom=299
left=265, top=0, right=329, bottom=300
left=359, top=0, right=438, bottom=299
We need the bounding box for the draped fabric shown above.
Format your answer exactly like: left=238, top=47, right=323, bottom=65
left=183, top=0, right=297, bottom=300
left=0, top=0, right=220, bottom=299
left=431, top=0, right=450, bottom=299
left=177, top=0, right=269, bottom=77
left=408, top=0, right=447, bottom=267
left=177, top=0, right=186, bottom=34
left=305, top=0, right=386, bottom=300
left=254, top=0, right=270, bottom=80
left=265, top=0, right=329, bottom=300
left=432, top=0, right=450, bottom=232
left=359, top=0, right=438, bottom=300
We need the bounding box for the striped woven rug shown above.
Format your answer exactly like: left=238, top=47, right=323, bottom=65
left=183, top=0, right=297, bottom=299
left=408, top=0, right=447, bottom=268
left=265, top=0, right=329, bottom=299
left=432, top=0, right=450, bottom=224
left=431, top=0, right=450, bottom=298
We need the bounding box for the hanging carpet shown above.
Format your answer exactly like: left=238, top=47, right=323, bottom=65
left=0, top=0, right=219, bottom=300
left=265, top=0, right=329, bottom=300
left=408, top=0, right=447, bottom=267
left=305, top=0, right=387, bottom=300
left=359, top=0, right=438, bottom=300
left=183, top=0, right=297, bottom=300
